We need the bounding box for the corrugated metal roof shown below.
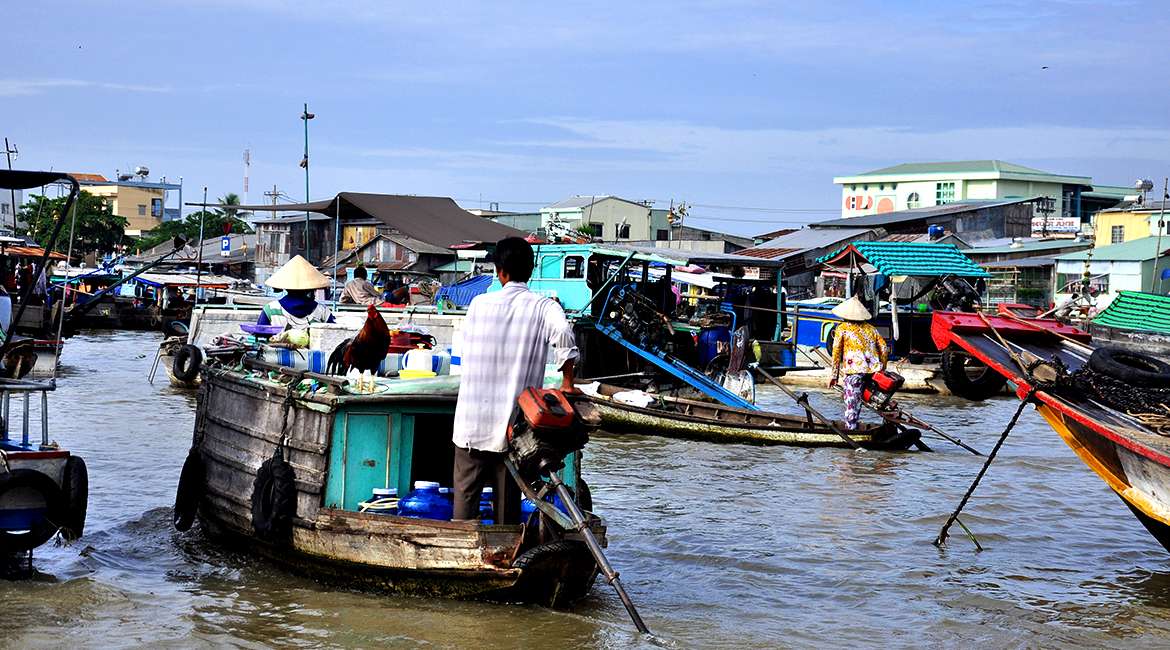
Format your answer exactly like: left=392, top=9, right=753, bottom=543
left=68, top=172, right=109, bottom=183
left=753, top=226, right=875, bottom=250
left=968, top=239, right=1091, bottom=255
left=818, top=242, right=989, bottom=278
left=810, top=198, right=1035, bottom=228
left=544, top=195, right=649, bottom=211
left=981, top=256, right=1057, bottom=269
left=853, top=160, right=1051, bottom=177
left=1056, top=236, right=1170, bottom=262
left=1093, top=290, right=1170, bottom=334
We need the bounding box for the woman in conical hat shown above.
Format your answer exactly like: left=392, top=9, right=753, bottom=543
left=828, top=295, right=889, bottom=430
left=256, top=255, right=336, bottom=328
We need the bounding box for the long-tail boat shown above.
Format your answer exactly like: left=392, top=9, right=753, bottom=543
left=931, top=310, right=1170, bottom=552
left=173, top=357, right=605, bottom=607
left=581, top=382, right=918, bottom=449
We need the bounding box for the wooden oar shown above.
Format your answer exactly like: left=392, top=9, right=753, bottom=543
left=752, top=364, right=864, bottom=451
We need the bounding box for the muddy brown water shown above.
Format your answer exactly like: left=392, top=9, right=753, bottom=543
left=4, top=330, right=1170, bottom=648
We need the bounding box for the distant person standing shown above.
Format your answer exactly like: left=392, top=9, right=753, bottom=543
left=340, top=266, right=382, bottom=305
left=828, top=296, right=889, bottom=431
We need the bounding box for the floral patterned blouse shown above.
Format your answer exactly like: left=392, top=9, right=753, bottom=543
left=831, top=321, right=890, bottom=380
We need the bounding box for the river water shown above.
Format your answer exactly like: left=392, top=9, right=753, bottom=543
left=4, top=330, right=1170, bottom=648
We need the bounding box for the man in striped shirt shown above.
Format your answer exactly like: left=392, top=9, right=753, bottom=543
left=451, top=237, right=579, bottom=523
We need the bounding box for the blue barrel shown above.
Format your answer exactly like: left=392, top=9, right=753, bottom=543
left=398, top=481, right=453, bottom=520
left=479, top=487, right=495, bottom=525
left=698, top=326, right=731, bottom=366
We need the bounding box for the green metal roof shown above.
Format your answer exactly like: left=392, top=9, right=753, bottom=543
left=1056, top=237, right=1169, bottom=262
left=834, top=159, right=1091, bottom=185
left=1093, top=290, right=1170, bottom=334
left=817, top=241, right=989, bottom=278
left=856, top=160, right=1050, bottom=176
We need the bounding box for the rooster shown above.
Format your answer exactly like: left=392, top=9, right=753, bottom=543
left=327, top=304, right=391, bottom=375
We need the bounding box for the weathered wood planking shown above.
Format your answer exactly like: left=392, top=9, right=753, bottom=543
left=191, top=366, right=604, bottom=606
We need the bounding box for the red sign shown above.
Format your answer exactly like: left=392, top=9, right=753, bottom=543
left=844, top=195, right=873, bottom=211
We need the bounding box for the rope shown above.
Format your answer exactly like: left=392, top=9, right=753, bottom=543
left=934, top=388, right=1037, bottom=548
left=1070, top=366, right=1170, bottom=431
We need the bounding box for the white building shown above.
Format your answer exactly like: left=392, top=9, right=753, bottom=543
left=540, top=195, right=669, bottom=242
left=832, top=160, right=1102, bottom=234
left=0, top=188, right=22, bottom=233
left=1053, top=236, right=1170, bottom=309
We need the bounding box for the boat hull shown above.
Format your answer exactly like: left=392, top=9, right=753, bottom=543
left=1037, top=403, right=1170, bottom=553
left=191, top=368, right=601, bottom=607
left=586, top=393, right=913, bottom=449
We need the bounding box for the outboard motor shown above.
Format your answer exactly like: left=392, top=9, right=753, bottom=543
left=863, top=370, right=905, bottom=411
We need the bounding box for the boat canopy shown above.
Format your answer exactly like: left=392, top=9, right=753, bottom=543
left=1092, top=290, right=1170, bottom=334
left=817, top=242, right=989, bottom=278
left=132, top=272, right=236, bottom=289
left=0, top=170, right=77, bottom=191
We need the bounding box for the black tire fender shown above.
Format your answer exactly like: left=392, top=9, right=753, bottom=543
left=1089, top=347, right=1170, bottom=388
left=172, top=345, right=203, bottom=383
left=0, top=469, right=67, bottom=553
left=60, top=456, right=88, bottom=541
left=251, top=452, right=298, bottom=541
left=574, top=478, right=593, bottom=513
left=173, top=448, right=204, bottom=531
left=941, top=350, right=1008, bottom=401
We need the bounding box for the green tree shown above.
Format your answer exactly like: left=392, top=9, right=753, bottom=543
left=20, top=191, right=128, bottom=256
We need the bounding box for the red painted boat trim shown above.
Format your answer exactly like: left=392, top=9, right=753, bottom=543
left=933, top=313, right=1170, bottom=468
left=1, top=449, right=70, bottom=460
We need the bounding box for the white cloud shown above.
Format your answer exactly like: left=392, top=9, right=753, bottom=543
left=0, top=79, right=171, bottom=97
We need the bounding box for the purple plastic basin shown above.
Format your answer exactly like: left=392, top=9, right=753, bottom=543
left=240, top=324, right=284, bottom=336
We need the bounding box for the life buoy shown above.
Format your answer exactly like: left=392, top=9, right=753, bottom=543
left=1089, top=347, right=1170, bottom=388
left=251, top=452, right=297, bottom=541
left=0, top=469, right=67, bottom=553
left=60, top=456, right=88, bottom=541
left=173, top=448, right=204, bottom=531
left=941, top=350, right=1008, bottom=401
left=172, top=345, right=203, bottom=383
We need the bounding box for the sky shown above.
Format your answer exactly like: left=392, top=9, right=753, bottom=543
left=2, top=0, right=1168, bottom=236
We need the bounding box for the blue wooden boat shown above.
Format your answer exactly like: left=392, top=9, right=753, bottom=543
left=0, top=170, right=91, bottom=559
left=0, top=378, right=88, bottom=557
left=174, top=358, right=605, bottom=607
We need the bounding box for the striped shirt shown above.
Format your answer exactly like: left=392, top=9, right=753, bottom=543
left=453, top=282, right=578, bottom=452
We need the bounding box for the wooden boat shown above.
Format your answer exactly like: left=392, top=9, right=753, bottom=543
left=581, top=383, right=918, bottom=450
left=0, top=170, right=90, bottom=559
left=931, top=310, right=1170, bottom=552
left=0, top=378, right=88, bottom=557
left=177, top=359, right=605, bottom=607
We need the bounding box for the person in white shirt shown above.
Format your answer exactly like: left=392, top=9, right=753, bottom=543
left=451, top=237, right=578, bottom=522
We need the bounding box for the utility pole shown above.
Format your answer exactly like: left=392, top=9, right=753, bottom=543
left=300, top=104, right=315, bottom=258
left=1156, top=177, right=1169, bottom=295
left=4, top=138, right=17, bottom=232
left=196, top=186, right=207, bottom=303
left=265, top=184, right=280, bottom=207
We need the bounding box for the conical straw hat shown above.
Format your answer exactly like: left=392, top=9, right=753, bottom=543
left=831, top=295, right=872, bottom=322
left=265, top=255, right=330, bottom=290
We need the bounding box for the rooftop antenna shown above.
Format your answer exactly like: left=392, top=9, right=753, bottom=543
left=3, top=138, right=17, bottom=232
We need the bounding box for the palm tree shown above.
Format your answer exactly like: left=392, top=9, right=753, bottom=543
left=215, top=192, right=253, bottom=234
